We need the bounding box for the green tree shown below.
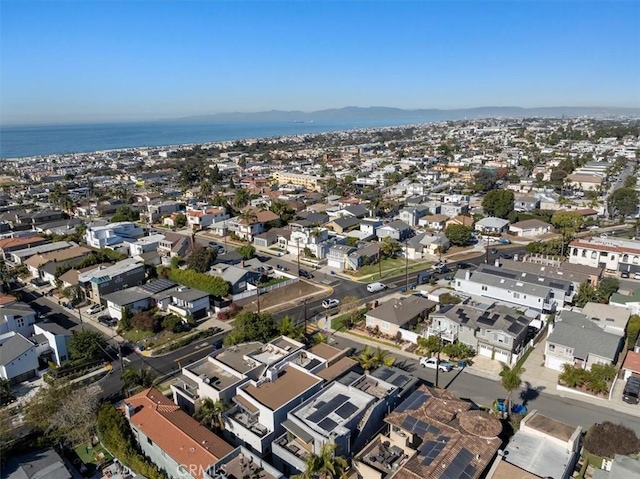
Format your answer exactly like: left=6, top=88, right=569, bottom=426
left=444, top=224, right=473, bottom=246
left=119, top=307, right=131, bottom=331
left=551, top=211, right=584, bottom=255
left=625, top=175, right=638, bottom=188
left=584, top=422, right=640, bottom=459
left=277, top=315, right=305, bottom=340
left=270, top=199, right=296, bottom=223
left=122, top=367, right=155, bottom=393
left=574, top=281, right=598, bottom=307
left=62, top=285, right=84, bottom=306
left=499, top=364, right=524, bottom=417
left=233, top=189, right=251, bottom=210
left=161, top=267, right=229, bottom=297
left=608, top=187, right=640, bottom=220
left=174, top=213, right=187, bottom=228
left=472, top=169, right=497, bottom=193
left=293, top=442, right=348, bottom=479
left=380, top=237, right=402, bottom=258
left=195, top=398, right=228, bottom=432
left=68, top=330, right=107, bottom=362
left=187, top=245, right=217, bottom=273
left=345, top=236, right=359, bottom=247
left=558, top=364, right=588, bottom=388
left=481, top=190, right=515, bottom=219
left=417, top=335, right=443, bottom=356
left=596, top=277, right=620, bottom=303
left=236, top=244, right=256, bottom=260
left=111, top=205, right=140, bottom=222
left=223, top=311, right=277, bottom=345
left=626, top=315, right=640, bottom=349
left=0, top=378, right=12, bottom=404
left=355, top=346, right=395, bottom=373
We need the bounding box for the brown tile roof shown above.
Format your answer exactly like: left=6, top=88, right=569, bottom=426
left=243, top=365, right=321, bottom=410
left=386, top=385, right=501, bottom=479
left=126, top=388, right=233, bottom=479
left=0, top=294, right=16, bottom=306
left=0, top=236, right=45, bottom=251
left=624, top=350, right=640, bottom=374
left=569, top=238, right=640, bottom=255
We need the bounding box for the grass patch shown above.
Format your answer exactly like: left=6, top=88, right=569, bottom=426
left=121, top=329, right=155, bottom=344
left=260, top=276, right=288, bottom=287
left=354, top=257, right=433, bottom=281
left=331, top=313, right=350, bottom=332
left=74, top=441, right=113, bottom=466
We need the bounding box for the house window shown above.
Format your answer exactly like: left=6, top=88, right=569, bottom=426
left=591, top=252, right=597, bottom=260
left=481, top=286, right=488, bottom=291
left=147, top=437, right=153, bottom=446
left=513, top=292, right=520, bottom=299
left=565, top=348, right=574, bottom=357
left=548, top=344, right=555, bottom=352
left=367, top=317, right=374, bottom=325
left=457, top=281, right=461, bottom=287
left=16, top=318, right=25, bottom=328
left=572, top=248, right=578, bottom=256
left=634, top=256, right=639, bottom=265
left=381, top=321, right=390, bottom=330
left=623, top=254, right=629, bottom=263
left=494, top=334, right=505, bottom=343
left=581, top=250, right=587, bottom=257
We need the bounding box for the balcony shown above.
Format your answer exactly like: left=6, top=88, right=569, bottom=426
left=172, top=377, right=198, bottom=400
left=426, top=326, right=457, bottom=343
left=273, top=432, right=310, bottom=471
left=229, top=410, right=269, bottom=437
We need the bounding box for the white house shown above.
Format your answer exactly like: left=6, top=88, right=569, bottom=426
left=155, top=286, right=211, bottom=320
left=0, top=303, right=36, bottom=338
left=0, top=331, right=38, bottom=384
left=85, top=222, right=144, bottom=249
left=34, top=322, right=72, bottom=366
left=509, top=219, right=552, bottom=238
left=569, top=236, right=640, bottom=275
left=475, top=217, right=510, bottom=235
left=187, top=207, right=229, bottom=230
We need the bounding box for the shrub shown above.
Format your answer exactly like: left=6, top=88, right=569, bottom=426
left=584, top=422, right=640, bottom=458
left=217, top=311, right=229, bottom=321
left=228, top=302, right=243, bottom=316
left=130, top=311, right=161, bottom=333
left=439, top=293, right=461, bottom=305
left=161, top=315, right=182, bottom=333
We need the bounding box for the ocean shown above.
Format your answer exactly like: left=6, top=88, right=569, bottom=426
left=0, top=117, right=428, bottom=159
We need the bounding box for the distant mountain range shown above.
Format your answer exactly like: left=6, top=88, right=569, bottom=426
left=179, top=106, right=640, bottom=123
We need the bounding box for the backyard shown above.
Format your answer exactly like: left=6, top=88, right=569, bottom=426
left=70, top=441, right=113, bottom=477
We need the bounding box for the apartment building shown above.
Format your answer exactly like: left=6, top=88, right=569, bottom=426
left=568, top=236, right=640, bottom=275
left=78, top=258, right=146, bottom=303
left=272, top=172, right=322, bottom=192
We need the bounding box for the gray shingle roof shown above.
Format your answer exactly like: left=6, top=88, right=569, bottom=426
left=102, top=287, right=152, bottom=306
left=0, top=333, right=35, bottom=365
left=367, top=296, right=436, bottom=326
left=548, top=316, right=622, bottom=360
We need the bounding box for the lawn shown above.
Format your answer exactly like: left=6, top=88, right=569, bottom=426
left=121, top=328, right=190, bottom=349
left=260, top=276, right=288, bottom=287
left=354, top=257, right=433, bottom=281
left=71, top=441, right=114, bottom=476
left=331, top=308, right=367, bottom=331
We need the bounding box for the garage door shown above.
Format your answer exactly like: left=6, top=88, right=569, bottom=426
left=495, top=349, right=511, bottom=363
left=545, top=355, right=566, bottom=371
left=479, top=344, right=492, bottom=358
left=192, top=308, right=208, bottom=320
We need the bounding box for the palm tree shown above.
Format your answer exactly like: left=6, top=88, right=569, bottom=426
left=294, top=443, right=348, bottom=479
left=278, top=315, right=304, bottom=340
left=499, top=364, right=524, bottom=417
left=238, top=208, right=258, bottom=225
left=122, top=367, right=155, bottom=395
left=355, top=346, right=395, bottom=373
left=195, top=398, right=228, bottom=432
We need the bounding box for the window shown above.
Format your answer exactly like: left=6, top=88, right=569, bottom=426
left=16, top=318, right=25, bottom=328
left=381, top=321, right=390, bottom=330
left=591, top=252, right=597, bottom=260
left=572, top=248, right=578, bottom=256
left=513, top=292, right=520, bottom=299
left=548, top=344, right=555, bottom=352
left=581, top=250, right=587, bottom=258
left=623, top=254, right=629, bottom=263
left=634, top=256, right=639, bottom=265
left=494, top=333, right=505, bottom=343
left=147, top=437, right=153, bottom=446
left=367, top=317, right=374, bottom=325
left=481, top=285, right=488, bottom=291
left=457, top=281, right=461, bottom=287
left=565, top=348, right=574, bottom=357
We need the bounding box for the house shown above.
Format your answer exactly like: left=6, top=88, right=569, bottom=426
left=487, top=410, right=581, bottom=479
left=187, top=207, right=229, bottom=230
left=146, top=200, right=182, bottom=222
left=128, top=233, right=165, bottom=257
left=6, top=240, right=75, bottom=266
left=417, top=214, right=449, bottom=231
left=224, top=362, right=323, bottom=456
left=360, top=218, right=383, bottom=237
left=123, top=388, right=234, bottom=479
left=155, top=286, right=212, bottom=320
left=405, top=232, right=449, bottom=260
left=102, top=287, right=153, bottom=320
left=23, top=246, right=91, bottom=279
left=453, top=264, right=571, bottom=313
left=204, top=446, right=283, bottom=479
left=610, top=290, right=640, bottom=315
left=209, top=264, right=261, bottom=296
left=544, top=310, right=622, bottom=371
left=593, top=454, right=640, bottom=479
left=580, top=302, right=630, bottom=337
left=430, top=302, right=531, bottom=365
left=475, top=217, right=510, bottom=235
left=78, top=258, right=146, bottom=303
left=85, top=222, right=144, bottom=249
left=440, top=201, right=469, bottom=218
left=446, top=215, right=475, bottom=229
left=509, top=219, right=553, bottom=238
left=2, top=448, right=72, bottom=479
left=253, top=228, right=291, bottom=249
left=376, top=220, right=413, bottom=241
left=513, top=196, right=541, bottom=213
left=325, top=216, right=361, bottom=234
left=327, top=245, right=357, bottom=270
left=33, top=322, right=72, bottom=366
left=397, top=206, right=429, bottom=227
left=568, top=236, right=640, bottom=275
left=346, top=243, right=381, bottom=271
left=622, top=350, right=640, bottom=381
left=0, top=235, right=49, bottom=260
left=566, top=173, right=604, bottom=191
left=272, top=377, right=398, bottom=476
left=358, top=385, right=501, bottom=479
left=158, top=232, right=193, bottom=258
left=0, top=331, right=38, bottom=384
left=0, top=302, right=36, bottom=337
left=228, top=209, right=280, bottom=241
left=365, top=296, right=437, bottom=337
left=341, top=204, right=369, bottom=219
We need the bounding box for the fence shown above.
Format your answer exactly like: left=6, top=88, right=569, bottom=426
left=231, top=278, right=299, bottom=301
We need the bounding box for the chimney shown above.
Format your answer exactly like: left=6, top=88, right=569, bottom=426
left=494, top=258, right=501, bottom=268
left=465, top=270, right=471, bottom=281
left=514, top=253, right=519, bottom=262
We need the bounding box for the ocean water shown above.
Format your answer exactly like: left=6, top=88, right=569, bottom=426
left=0, top=117, right=429, bottom=159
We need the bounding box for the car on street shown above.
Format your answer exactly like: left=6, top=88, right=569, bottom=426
left=419, top=357, right=455, bottom=372
left=86, top=304, right=105, bottom=315
left=299, top=269, right=313, bottom=279
left=366, top=282, right=387, bottom=293
left=456, top=262, right=472, bottom=269
left=623, top=377, right=640, bottom=404
left=635, top=272, right=640, bottom=281
left=500, top=253, right=513, bottom=260
left=496, top=399, right=527, bottom=415
left=97, top=315, right=116, bottom=327
left=498, top=239, right=512, bottom=245
left=490, top=248, right=499, bottom=254
left=622, top=271, right=630, bottom=279
left=322, top=298, right=340, bottom=309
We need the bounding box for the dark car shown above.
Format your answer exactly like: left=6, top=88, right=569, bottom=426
left=500, top=254, right=513, bottom=260
left=621, top=271, right=630, bottom=279
left=299, top=269, right=313, bottom=279
left=490, top=248, right=499, bottom=254
left=98, top=315, right=116, bottom=327
left=456, top=262, right=472, bottom=269
left=623, top=378, right=640, bottom=404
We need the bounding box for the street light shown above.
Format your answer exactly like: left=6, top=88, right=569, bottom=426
left=485, top=236, right=492, bottom=264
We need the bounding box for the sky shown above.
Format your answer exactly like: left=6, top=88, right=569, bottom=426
left=1, top=0, right=639, bottom=125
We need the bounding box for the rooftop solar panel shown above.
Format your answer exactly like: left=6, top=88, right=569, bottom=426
left=336, top=402, right=358, bottom=420
left=420, top=441, right=445, bottom=466
left=317, top=417, right=337, bottom=431
left=374, top=367, right=394, bottom=381
left=441, top=447, right=474, bottom=479
left=391, top=374, right=409, bottom=387
left=395, top=389, right=427, bottom=413
left=307, top=394, right=349, bottom=423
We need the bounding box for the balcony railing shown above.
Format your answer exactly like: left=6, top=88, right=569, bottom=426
left=273, top=433, right=310, bottom=461
left=426, top=326, right=457, bottom=343
left=172, top=379, right=198, bottom=400
left=229, top=411, right=269, bottom=437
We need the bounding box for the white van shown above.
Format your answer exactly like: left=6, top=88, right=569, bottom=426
left=366, top=282, right=387, bottom=293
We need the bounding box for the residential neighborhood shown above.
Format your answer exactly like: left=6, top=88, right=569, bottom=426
left=1, top=116, right=640, bottom=479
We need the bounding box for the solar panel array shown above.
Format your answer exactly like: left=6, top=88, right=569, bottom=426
left=441, top=447, right=476, bottom=479
left=401, top=416, right=441, bottom=437
left=317, top=417, right=338, bottom=432
left=395, top=389, right=428, bottom=413
left=374, top=367, right=394, bottom=381
left=307, top=394, right=349, bottom=423
left=336, top=402, right=358, bottom=420
left=391, top=374, right=409, bottom=387
left=139, top=279, right=176, bottom=294
left=419, top=440, right=446, bottom=466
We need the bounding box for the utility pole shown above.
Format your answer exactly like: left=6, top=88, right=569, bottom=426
left=405, top=239, right=409, bottom=291
left=303, top=299, right=308, bottom=336
left=77, top=305, right=85, bottom=331
left=296, top=238, right=301, bottom=277
left=485, top=236, right=491, bottom=264
left=256, top=282, right=261, bottom=314
left=435, top=330, right=443, bottom=389
left=378, top=246, right=382, bottom=280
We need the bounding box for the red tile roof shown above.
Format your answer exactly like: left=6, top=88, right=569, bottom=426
left=0, top=236, right=45, bottom=250
left=569, top=238, right=640, bottom=255
left=624, top=350, right=640, bottom=373
left=126, top=388, right=233, bottom=479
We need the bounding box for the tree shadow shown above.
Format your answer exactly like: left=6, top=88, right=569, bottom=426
left=520, top=381, right=545, bottom=406
left=393, top=359, right=415, bottom=372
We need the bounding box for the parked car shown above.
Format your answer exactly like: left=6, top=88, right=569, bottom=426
left=322, top=298, right=340, bottom=309
left=496, top=399, right=527, bottom=415
left=419, top=357, right=455, bottom=372
left=299, top=269, right=313, bottom=279
left=623, top=377, right=640, bottom=404
left=500, top=254, right=513, bottom=260
left=97, top=315, right=116, bottom=327
left=456, top=262, right=472, bottom=269
left=634, top=272, right=640, bottom=281
left=490, top=248, right=499, bottom=254
left=621, top=271, right=630, bottom=279
left=498, top=239, right=512, bottom=245
left=86, top=304, right=105, bottom=315
left=367, top=282, right=387, bottom=293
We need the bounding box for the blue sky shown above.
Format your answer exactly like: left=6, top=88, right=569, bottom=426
left=1, top=1, right=639, bottom=125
